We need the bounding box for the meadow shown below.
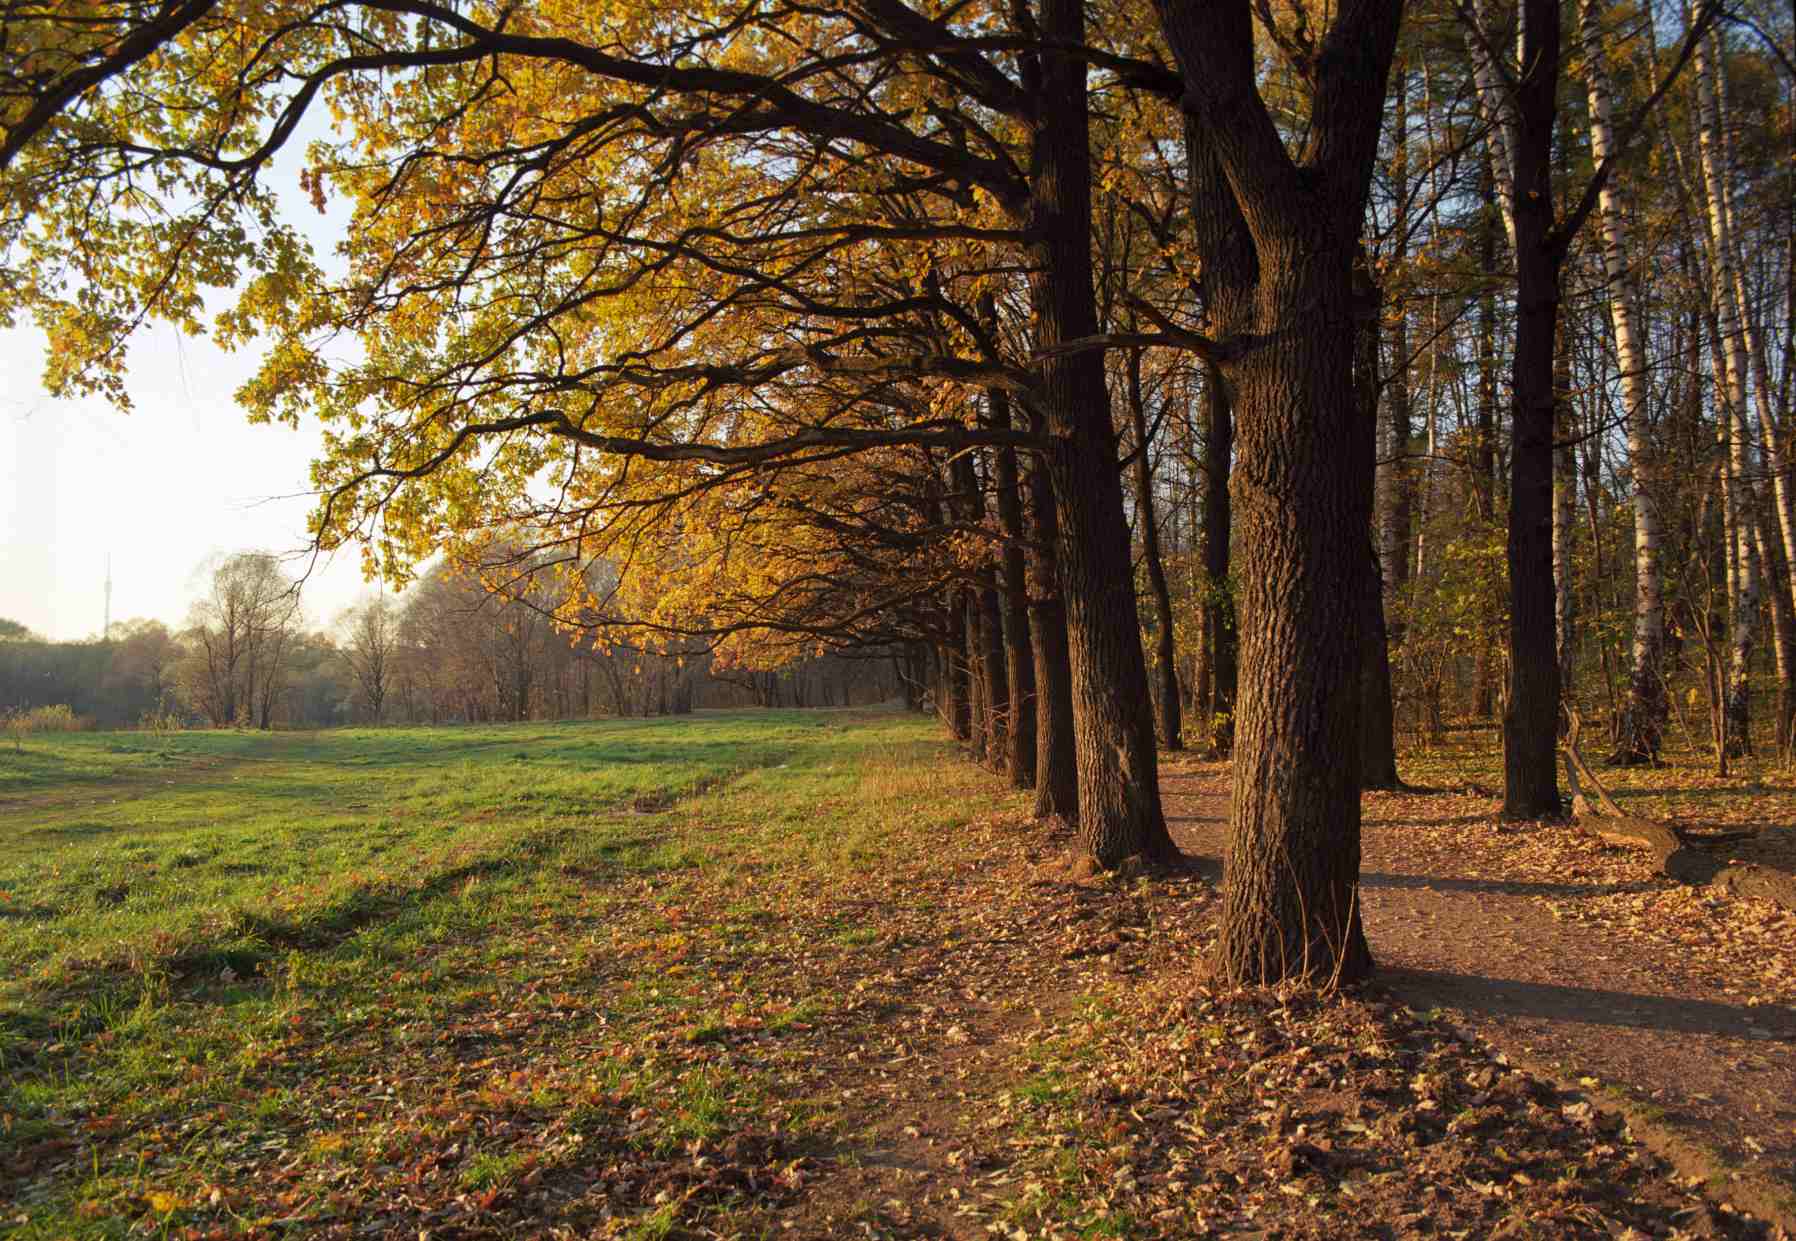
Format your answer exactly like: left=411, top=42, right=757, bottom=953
left=1, top=709, right=1016, bottom=1238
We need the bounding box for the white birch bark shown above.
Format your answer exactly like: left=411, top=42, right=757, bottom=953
left=1581, top=0, right=1666, bottom=759
left=1467, top=0, right=1520, bottom=256
left=1717, top=58, right=1796, bottom=749
left=1695, top=24, right=1761, bottom=752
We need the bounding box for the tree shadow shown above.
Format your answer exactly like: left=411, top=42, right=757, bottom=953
left=1608, top=783, right=1796, bottom=804
left=1365, top=783, right=1488, bottom=796
left=1363, top=813, right=1493, bottom=829
left=1164, top=812, right=1225, bottom=830
left=1375, top=967, right=1796, bottom=1038
left=1157, top=850, right=1627, bottom=900
left=1360, top=871, right=1635, bottom=898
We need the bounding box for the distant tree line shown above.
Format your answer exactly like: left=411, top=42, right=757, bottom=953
left=0, top=553, right=897, bottom=729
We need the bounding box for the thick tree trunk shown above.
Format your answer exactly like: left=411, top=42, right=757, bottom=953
left=1504, top=291, right=1563, bottom=817
left=1219, top=259, right=1375, bottom=985
left=1127, top=347, right=1183, bottom=750
left=1154, top=0, right=1400, bottom=986
left=1030, top=0, right=1174, bottom=866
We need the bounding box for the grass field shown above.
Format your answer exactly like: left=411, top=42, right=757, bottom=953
left=1, top=708, right=1018, bottom=1238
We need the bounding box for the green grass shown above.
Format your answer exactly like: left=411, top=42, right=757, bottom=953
left=0, top=711, right=826, bottom=991
left=0, top=706, right=1012, bottom=1238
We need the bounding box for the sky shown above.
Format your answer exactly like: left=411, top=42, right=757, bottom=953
left=0, top=117, right=376, bottom=642
left=0, top=322, right=372, bottom=641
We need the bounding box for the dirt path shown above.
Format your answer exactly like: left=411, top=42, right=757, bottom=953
left=1161, top=759, right=1796, bottom=1223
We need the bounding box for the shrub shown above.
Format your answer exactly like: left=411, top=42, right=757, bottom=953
left=3, top=704, right=85, bottom=750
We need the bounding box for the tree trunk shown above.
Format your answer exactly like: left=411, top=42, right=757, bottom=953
left=1031, top=0, right=1174, bottom=866
left=1584, top=0, right=1667, bottom=765
left=991, top=386, right=1038, bottom=786
left=978, top=578, right=1009, bottom=770
left=1501, top=0, right=1563, bottom=820
left=1154, top=0, right=1400, bottom=986
left=1027, top=417, right=1079, bottom=822
left=1697, top=28, right=1759, bottom=757
left=1469, top=0, right=1522, bottom=257
left=1127, top=345, right=1183, bottom=750
left=1219, top=259, right=1376, bottom=984
left=1362, top=549, right=1401, bottom=790
left=1553, top=326, right=1577, bottom=722
left=942, top=619, right=970, bottom=743
left=1200, top=361, right=1237, bottom=755
left=1357, top=260, right=1400, bottom=790
left=964, top=593, right=987, bottom=759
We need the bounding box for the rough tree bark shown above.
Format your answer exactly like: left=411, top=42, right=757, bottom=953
left=1026, top=413, right=1080, bottom=823
left=1029, top=0, right=1177, bottom=865
left=1154, top=0, right=1403, bottom=984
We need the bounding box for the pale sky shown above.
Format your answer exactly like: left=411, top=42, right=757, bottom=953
left=0, top=118, right=375, bottom=642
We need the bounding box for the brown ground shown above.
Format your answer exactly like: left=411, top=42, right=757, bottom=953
left=1161, top=756, right=1796, bottom=1230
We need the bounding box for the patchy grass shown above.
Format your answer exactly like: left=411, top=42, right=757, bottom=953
left=0, top=708, right=1013, bottom=1239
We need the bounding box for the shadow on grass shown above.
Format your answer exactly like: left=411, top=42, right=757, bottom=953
left=9, top=820, right=671, bottom=1029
